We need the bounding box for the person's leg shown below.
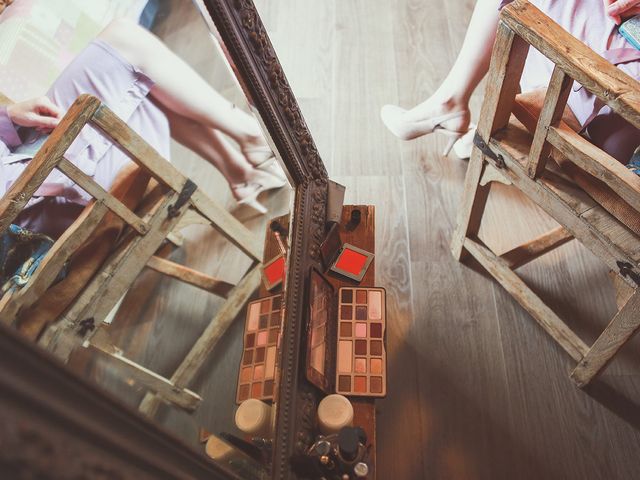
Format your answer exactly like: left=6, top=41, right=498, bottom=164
left=161, top=107, right=253, bottom=184
left=97, top=18, right=268, bottom=162
left=162, top=107, right=284, bottom=212
left=586, top=112, right=640, bottom=164
left=382, top=0, right=502, bottom=139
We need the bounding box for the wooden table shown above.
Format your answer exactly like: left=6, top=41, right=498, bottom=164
left=261, top=206, right=377, bottom=478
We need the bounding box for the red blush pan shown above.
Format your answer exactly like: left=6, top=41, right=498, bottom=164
left=262, top=255, right=285, bottom=290
left=330, top=244, right=374, bottom=282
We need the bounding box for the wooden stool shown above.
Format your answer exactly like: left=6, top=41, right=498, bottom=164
left=452, top=0, right=640, bottom=387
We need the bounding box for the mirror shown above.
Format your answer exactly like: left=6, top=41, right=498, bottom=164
left=0, top=0, right=329, bottom=478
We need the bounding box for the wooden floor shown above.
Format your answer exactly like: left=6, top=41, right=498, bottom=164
left=73, top=1, right=640, bottom=478
left=257, top=1, right=640, bottom=479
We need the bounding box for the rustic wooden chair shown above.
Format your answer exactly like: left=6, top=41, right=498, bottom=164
left=0, top=93, right=263, bottom=411
left=452, top=0, right=640, bottom=387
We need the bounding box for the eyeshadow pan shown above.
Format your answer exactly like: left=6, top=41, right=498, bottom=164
left=355, top=358, right=366, bottom=373
left=257, top=331, right=267, bottom=346
left=246, top=333, right=255, bottom=348
left=256, top=347, right=265, bottom=363
left=354, top=376, right=366, bottom=393
left=370, top=323, right=382, bottom=338
left=240, top=366, right=252, bottom=383
left=370, top=376, right=383, bottom=394
left=341, top=289, right=353, bottom=303
left=260, top=299, right=270, bottom=314
left=268, top=328, right=278, bottom=343
left=265, top=346, right=276, bottom=379
left=338, top=375, right=351, bottom=391
left=259, top=315, right=268, bottom=329
left=272, top=296, right=281, bottom=310
left=371, top=358, right=382, bottom=374
left=254, top=365, right=264, bottom=381
left=369, top=290, right=382, bottom=320
left=340, top=305, right=352, bottom=320
left=252, top=383, right=262, bottom=397
left=356, top=290, right=367, bottom=304
left=248, top=303, right=260, bottom=331
left=355, top=339, right=367, bottom=356
left=243, top=349, right=253, bottom=365
left=238, top=384, right=249, bottom=401
left=355, top=306, right=367, bottom=320
left=270, top=312, right=280, bottom=327
left=263, top=380, right=274, bottom=397
left=370, top=340, right=382, bottom=356
left=340, top=322, right=352, bottom=337
left=338, top=340, right=352, bottom=373
left=355, top=322, right=367, bottom=338
left=312, top=345, right=325, bottom=373
left=312, top=325, right=326, bottom=348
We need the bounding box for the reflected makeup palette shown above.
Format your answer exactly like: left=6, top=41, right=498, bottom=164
left=307, top=270, right=387, bottom=398
left=236, top=294, right=282, bottom=403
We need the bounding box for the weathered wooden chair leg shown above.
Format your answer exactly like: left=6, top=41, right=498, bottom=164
left=570, top=289, right=640, bottom=387
left=452, top=22, right=528, bottom=261
left=451, top=150, right=491, bottom=261
left=138, top=263, right=262, bottom=417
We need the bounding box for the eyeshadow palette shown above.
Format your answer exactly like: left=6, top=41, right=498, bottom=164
left=335, top=286, right=386, bottom=396
left=236, top=294, right=282, bottom=404
left=307, top=270, right=387, bottom=398
left=320, top=223, right=373, bottom=283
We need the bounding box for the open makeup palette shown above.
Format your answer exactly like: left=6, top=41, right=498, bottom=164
left=236, top=294, right=282, bottom=403
left=306, top=269, right=387, bottom=397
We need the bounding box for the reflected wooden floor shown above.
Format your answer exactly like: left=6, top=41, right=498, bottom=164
left=257, top=0, right=640, bottom=479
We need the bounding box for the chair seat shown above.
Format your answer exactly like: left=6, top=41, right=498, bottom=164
left=512, top=91, right=640, bottom=237
left=492, top=116, right=640, bottom=266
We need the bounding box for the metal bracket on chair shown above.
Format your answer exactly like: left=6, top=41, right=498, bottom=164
left=474, top=131, right=505, bottom=169
left=617, top=261, right=640, bottom=287
left=168, top=179, right=197, bottom=218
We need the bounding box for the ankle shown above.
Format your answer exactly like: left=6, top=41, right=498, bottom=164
left=431, top=93, right=469, bottom=113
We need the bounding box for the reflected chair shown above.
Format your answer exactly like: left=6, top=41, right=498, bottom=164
left=0, top=93, right=263, bottom=411
left=452, top=0, right=640, bottom=387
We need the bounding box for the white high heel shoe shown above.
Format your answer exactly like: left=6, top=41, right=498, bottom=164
left=242, top=145, right=288, bottom=184
left=232, top=182, right=268, bottom=214
left=231, top=167, right=286, bottom=215
left=452, top=124, right=477, bottom=160
left=380, top=104, right=469, bottom=155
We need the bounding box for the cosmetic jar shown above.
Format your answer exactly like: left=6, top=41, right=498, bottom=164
left=235, top=398, right=274, bottom=437
left=317, top=394, right=354, bottom=435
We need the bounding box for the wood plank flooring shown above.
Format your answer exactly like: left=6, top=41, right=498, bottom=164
left=69, top=1, right=640, bottom=478
left=256, top=0, right=640, bottom=479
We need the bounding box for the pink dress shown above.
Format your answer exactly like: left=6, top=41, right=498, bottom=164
left=0, top=39, right=170, bottom=234
left=500, top=0, right=640, bottom=126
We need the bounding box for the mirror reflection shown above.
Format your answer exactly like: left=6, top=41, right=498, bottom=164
left=0, top=0, right=291, bottom=473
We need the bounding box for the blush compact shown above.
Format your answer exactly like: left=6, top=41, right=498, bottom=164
left=261, top=223, right=288, bottom=291
left=320, top=223, right=374, bottom=283
left=306, top=269, right=387, bottom=398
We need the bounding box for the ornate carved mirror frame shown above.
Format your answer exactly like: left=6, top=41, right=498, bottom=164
left=203, top=1, right=329, bottom=478
left=0, top=1, right=329, bottom=479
